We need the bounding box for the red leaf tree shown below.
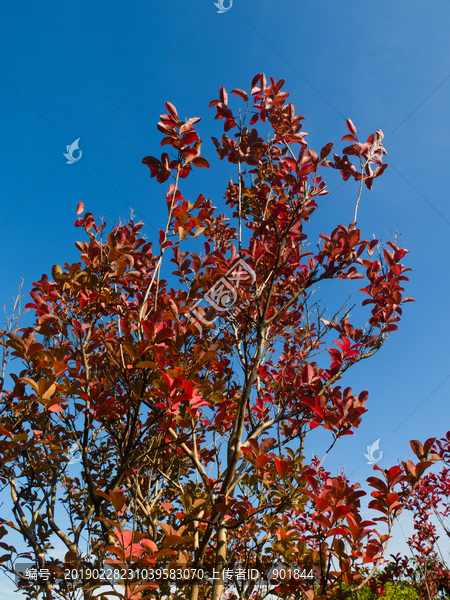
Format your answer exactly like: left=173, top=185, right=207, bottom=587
left=0, top=73, right=439, bottom=600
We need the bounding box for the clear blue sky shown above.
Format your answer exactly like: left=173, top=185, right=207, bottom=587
left=1, top=0, right=450, bottom=596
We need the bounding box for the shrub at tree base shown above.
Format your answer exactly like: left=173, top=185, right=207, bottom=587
left=343, top=581, right=420, bottom=600
left=0, top=73, right=444, bottom=600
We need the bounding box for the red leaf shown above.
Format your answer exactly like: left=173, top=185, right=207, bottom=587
left=251, top=73, right=261, bottom=88
left=410, top=440, right=424, bottom=460
left=181, top=131, right=199, bottom=146
left=155, top=327, right=174, bottom=343
left=241, top=446, right=253, bottom=457
left=182, top=380, right=193, bottom=396
left=165, top=102, right=178, bottom=121
left=256, top=455, right=271, bottom=469
left=248, top=439, right=259, bottom=454
left=274, top=458, right=289, bottom=477
left=320, top=142, right=333, bottom=160
left=327, top=527, right=349, bottom=537
left=230, top=89, right=249, bottom=102
left=141, top=539, right=158, bottom=553
left=191, top=157, right=210, bottom=169
left=219, top=86, right=228, bottom=105
left=161, top=371, right=174, bottom=390
left=0, top=425, right=13, bottom=439
left=283, top=157, right=298, bottom=173
left=179, top=165, right=191, bottom=178
left=142, top=155, right=161, bottom=168
left=367, top=239, right=378, bottom=256
left=161, top=137, right=178, bottom=147
left=346, top=119, right=357, bottom=136
left=224, top=118, right=237, bottom=132
left=76, top=201, right=84, bottom=215
left=216, top=104, right=233, bottom=119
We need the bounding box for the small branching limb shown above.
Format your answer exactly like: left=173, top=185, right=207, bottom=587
left=0, top=280, right=27, bottom=385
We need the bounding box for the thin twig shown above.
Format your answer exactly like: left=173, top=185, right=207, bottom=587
left=353, top=154, right=364, bottom=223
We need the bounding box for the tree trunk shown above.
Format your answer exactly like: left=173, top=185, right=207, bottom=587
left=211, top=526, right=227, bottom=600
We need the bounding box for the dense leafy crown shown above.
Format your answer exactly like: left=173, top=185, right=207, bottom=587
left=0, top=73, right=443, bottom=600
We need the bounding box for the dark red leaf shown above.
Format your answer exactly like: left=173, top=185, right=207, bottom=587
left=320, top=142, right=333, bottom=161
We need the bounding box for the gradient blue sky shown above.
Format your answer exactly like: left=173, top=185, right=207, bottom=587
left=1, top=0, right=450, bottom=596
